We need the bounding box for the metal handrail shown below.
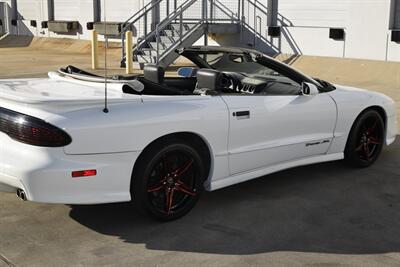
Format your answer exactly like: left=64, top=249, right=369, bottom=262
left=120, top=0, right=164, bottom=35
left=132, top=0, right=197, bottom=51
left=154, top=0, right=199, bottom=62
left=121, top=0, right=276, bottom=66
left=120, top=0, right=166, bottom=63
left=156, top=19, right=204, bottom=63
left=246, top=0, right=268, bottom=16
left=155, top=0, right=198, bottom=31
left=209, top=0, right=240, bottom=21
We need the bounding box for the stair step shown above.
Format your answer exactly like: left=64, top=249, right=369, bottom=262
left=135, top=54, right=156, bottom=64
left=162, top=29, right=186, bottom=40
left=170, top=23, right=190, bottom=32
left=139, top=48, right=167, bottom=56
left=171, top=36, right=180, bottom=42
left=141, top=49, right=154, bottom=56
left=149, top=42, right=170, bottom=50
left=164, top=30, right=176, bottom=37
left=160, top=36, right=174, bottom=44
left=148, top=42, right=158, bottom=50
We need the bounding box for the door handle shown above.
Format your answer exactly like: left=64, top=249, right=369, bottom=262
left=233, top=110, right=250, bottom=118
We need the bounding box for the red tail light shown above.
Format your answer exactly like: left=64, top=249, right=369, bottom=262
left=0, top=107, right=72, bottom=147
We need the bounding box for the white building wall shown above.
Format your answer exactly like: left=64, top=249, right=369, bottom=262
left=0, top=0, right=399, bottom=62
left=0, top=0, right=143, bottom=40
left=278, top=0, right=347, bottom=28
left=16, top=0, right=47, bottom=37
left=100, top=0, right=143, bottom=22
left=48, top=0, right=94, bottom=39
left=274, top=0, right=400, bottom=62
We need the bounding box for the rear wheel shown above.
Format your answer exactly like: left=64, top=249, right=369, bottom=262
left=132, top=139, right=206, bottom=221
left=344, top=110, right=385, bottom=168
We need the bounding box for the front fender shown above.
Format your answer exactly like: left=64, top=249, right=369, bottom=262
left=327, top=85, right=397, bottom=154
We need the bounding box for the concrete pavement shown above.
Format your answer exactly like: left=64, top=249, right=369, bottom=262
left=0, top=139, right=399, bottom=267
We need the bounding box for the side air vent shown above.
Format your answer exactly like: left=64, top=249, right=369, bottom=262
left=241, top=84, right=256, bottom=94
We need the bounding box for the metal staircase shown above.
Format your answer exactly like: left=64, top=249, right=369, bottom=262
left=120, top=0, right=277, bottom=69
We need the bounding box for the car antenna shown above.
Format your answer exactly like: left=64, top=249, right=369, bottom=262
left=102, top=0, right=109, bottom=113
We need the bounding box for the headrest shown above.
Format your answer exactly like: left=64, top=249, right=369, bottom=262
left=196, top=69, right=223, bottom=91
left=143, top=64, right=165, bottom=84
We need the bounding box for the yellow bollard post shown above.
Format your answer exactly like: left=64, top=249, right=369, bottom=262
left=91, top=29, right=99, bottom=70
left=125, top=31, right=133, bottom=74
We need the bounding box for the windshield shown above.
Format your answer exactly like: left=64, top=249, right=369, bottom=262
left=199, top=52, right=277, bottom=76
left=188, top=50, right=336, bottom=92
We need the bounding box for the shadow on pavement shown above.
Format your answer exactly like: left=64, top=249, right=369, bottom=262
left=70, top=139, right=400, bottom=255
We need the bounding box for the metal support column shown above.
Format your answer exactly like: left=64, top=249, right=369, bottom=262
left=93, top=0, right=101, bottom=22
left=240, top=0, right=245, bottom=43
left=10, top=0, right=18, bottom=34
left=47, top=0, right=54, bottom=21
left=267, top=0, right=278, bottom=26
left=203, top=0, right=208, bottom=46
left=151, top=0, right=160, bottom=31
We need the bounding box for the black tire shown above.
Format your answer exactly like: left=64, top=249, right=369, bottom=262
left=131, top=138, right=206, bottom=221
left=344, top=109, right=385, bottom=168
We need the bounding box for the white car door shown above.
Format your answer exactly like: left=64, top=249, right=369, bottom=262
left=222, top=91, right=337, bottom=175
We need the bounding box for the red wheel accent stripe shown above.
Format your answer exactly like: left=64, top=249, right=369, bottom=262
left=368, top=137, right=382, bottom=145
left=166, top=188, right=175, bottom=214
left=363, top=143, right=371, bottom=161
left=173, top=159, right=194, bottom=178
left=175, top=181, right=197, bottom=196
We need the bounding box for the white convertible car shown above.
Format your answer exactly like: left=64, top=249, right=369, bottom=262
left=0, top=46, right=397, bottom=220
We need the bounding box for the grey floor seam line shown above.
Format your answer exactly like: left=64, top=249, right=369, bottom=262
left=0, top=253, right=15, bottom=267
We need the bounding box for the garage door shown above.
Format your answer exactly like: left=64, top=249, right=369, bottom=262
left=53, top=0, right=93, bottom=22
left=100, top=0, right=142, bottom=22
left=278, top=0, right=347, bottom=28
left=15, top=0, right=43, bottom=20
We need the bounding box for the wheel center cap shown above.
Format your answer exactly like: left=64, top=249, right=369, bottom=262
left=167, top=177, right=175, bottom=185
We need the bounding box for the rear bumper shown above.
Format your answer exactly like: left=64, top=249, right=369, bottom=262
left=0, top=133, right=140, bottom=204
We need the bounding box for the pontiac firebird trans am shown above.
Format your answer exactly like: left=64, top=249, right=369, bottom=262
left=0, top=46, right=397, bottom=220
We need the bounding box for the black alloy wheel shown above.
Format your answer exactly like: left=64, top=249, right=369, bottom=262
left=345, top=110, right=385, bottom=167
left=132, top=140, right=205, bottom=221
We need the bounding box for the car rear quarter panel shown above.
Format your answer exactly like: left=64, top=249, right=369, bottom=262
left=58, top=95, right=228, bottom=154
left=53, top=95, right=230, bottom=183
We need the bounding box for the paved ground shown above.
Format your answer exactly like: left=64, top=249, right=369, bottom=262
left=0, top=37, right=400, bottom=267
left=1, top=140, right=399, bottom=267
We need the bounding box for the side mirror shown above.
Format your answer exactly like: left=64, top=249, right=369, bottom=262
left=301, top=82, right=319, bottom=96
left=177, top=67, right=198, bottom=78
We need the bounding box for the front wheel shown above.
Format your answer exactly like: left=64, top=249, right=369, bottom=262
left=132, top=140, right=206, bottom=221
left=344, top=110, right=385, bottom=168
